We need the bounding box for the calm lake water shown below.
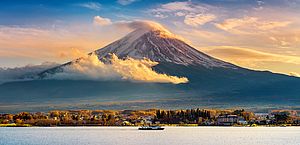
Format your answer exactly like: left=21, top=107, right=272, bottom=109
left=0, top=127, right=299, bottom=145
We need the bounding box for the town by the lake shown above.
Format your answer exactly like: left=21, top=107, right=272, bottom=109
left=1, top=109, right=299, bottom=127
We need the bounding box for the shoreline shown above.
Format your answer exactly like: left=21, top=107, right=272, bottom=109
left=1, top=124, right=299, bottom=127
left=2, top=109, right=299, bottom=127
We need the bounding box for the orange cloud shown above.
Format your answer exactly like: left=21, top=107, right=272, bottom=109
left=289, top=72, right=300, bottom=77
left=204, top=46, right=300, bottom=75
left=184, top=14, right=216, bottom=26
left=205, top=46, right=300, bottom=64
left=215, top=16, right=291, bottom=34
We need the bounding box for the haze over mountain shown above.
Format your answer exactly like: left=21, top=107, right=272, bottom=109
left=0, top=21, right=299, bottom=113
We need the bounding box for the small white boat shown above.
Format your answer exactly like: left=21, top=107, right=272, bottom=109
left=138, top=126, right=164, bottom=130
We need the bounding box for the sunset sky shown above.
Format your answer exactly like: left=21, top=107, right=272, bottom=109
left=1, top=0, right=300, bottom=76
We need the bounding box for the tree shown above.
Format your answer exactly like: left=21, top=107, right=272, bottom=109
left=15, top=119, right=23, bottom=124
left=156, top=110, right=161, bottom=119
left=275, top=114, right=290, bottom=124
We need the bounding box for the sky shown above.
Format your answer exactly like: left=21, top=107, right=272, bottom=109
left=0, top=0, right=300, bottom=76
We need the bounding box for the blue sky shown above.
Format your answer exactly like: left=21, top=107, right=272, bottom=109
left=0, top=0, right=300, bottom=76
left=1, top=0, right=294, bottom=25
left=0, top=0, right=161, bottom=25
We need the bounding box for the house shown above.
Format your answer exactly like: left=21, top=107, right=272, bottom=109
left=217, top=115, right=238, bottom=126
left=237, top=117, right=248, bottom=125
left=271, top=110, right=297, bottom=117
left=255, top=113, right=270, bottom=120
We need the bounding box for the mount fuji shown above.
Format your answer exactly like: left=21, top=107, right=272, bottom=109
left=39, top=21, right=236, bottom=78
left=1, top=21, right=299, bottom=113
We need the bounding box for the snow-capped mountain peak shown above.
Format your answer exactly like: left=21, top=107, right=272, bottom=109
left=95, top=21, right=235, bottom=68
left=120, top=21, right=183, bottom=43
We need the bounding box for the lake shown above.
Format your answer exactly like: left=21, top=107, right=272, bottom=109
left=0, top=127, right=299, bottom=145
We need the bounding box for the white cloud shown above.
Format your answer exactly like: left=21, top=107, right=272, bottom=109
left=175, top=12, right=186, bottom=16
left=117, top=0, right=139, bottom=5
left=115, top=20, right=169, bottom=31
left=151, top=1, right=210, bottom=17
left=151, top=1, right=215, bottom=26
left=0, top=62, right=59, bottom=84
left=257, top=0, right=265, bottom=6
left=51, top=53, right=188, bottom=84
left=153, top=1, right=210, bottom=13
left=215, top=16, right=291, bottom=34
left=154, top=13, right=168, bottom=18
left=184, top=14, right=216, bottom=26
left=112, top=20, right=188, bottom=42
left=159, top=1, right=196, bottom=12
left=77, top=2, right=101, bottom=11
left=93, top=16, right=112, bottom=26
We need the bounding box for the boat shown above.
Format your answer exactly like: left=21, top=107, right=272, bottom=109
left=138, top=126, right=164, bottom=130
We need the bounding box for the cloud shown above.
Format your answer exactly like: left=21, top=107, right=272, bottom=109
left=289, top=72, right=300, bottom=77
left=153, top=1, right=207, bottom=13
left=77, top=2, right=101, bottom=11
left=206, top=46, right=300, bottom=65
left=204, top=46, right=300, bottom=74
left=115, top=20, right=169, bottom=31
left=93, top=16, right=112, bottom=26
left=154, top=13, right=168, bottom=18
left=258, top=21, right=291, bottom=30
left=95, top=20, right=173, bottom=35
left=114, top=20, right=188, bottom=42
left=97, top=20, right=172, bottom=34
left=51, top=53, right=188, bottom=84
left=215, top=16, right=291, bottom=34
left=215, top=17, right=257, bottom=31
left=267, top=30, right=300, bottom=49
left=175, top=12, right=186, bottom=17
left=117, top=0, right=139, bottom=5
left=0, top=62, right=59, bottom=84
left=184, top=14, right=216, bottom=26
left=151, top=1, right=214, bottom=23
